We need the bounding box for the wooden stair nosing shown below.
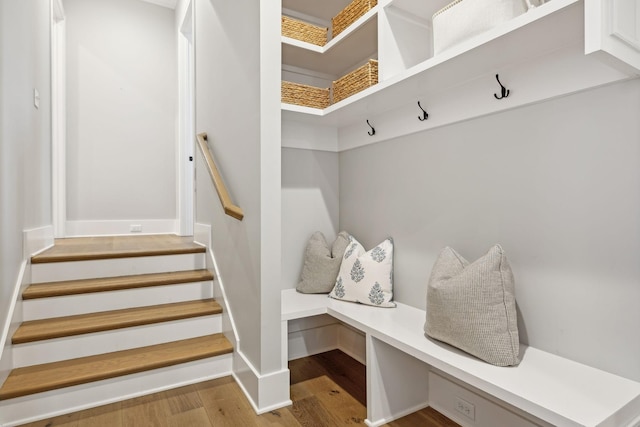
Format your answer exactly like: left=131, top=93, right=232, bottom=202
left=0, top=334, right=233, bottom=400
left=23, top=269, right=215, bottom=300
left=30, top=245, right=206, bottom=264
left=12, top=299, right=222, bottom=344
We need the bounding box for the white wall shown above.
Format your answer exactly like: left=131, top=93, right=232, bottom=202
left=0, top=0, right=52, bottom=380
left=194, top=0, right=286, bottom=412
left=338, top=78, right=640, bottom=382
left=282, top=148, right=340, bottom=288
left=65, top=0, right=177, bottom=233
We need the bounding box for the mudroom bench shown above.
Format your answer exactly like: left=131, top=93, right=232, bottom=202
left=281, top=288, right=640, bottom=427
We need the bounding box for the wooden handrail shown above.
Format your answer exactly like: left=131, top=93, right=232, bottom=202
left=196, top=133, right=244, bottom=221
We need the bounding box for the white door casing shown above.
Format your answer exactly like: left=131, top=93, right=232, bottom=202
left=178, top=1, right=195, bottom=236
left=52, top=0, right=195, bottom=237
left=51, top=0, right=66, bottom=238
left=585, top=0, right=640, bottom=73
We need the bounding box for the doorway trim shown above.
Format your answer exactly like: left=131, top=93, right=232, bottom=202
left=51, top=0, right=66, bottom=238
left=178, top=1, right=195, bottom=236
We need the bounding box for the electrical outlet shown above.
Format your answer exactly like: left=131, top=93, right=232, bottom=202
left=130, top=224, right=142, bottom=232
left=454, top=396, right=475, bottom=420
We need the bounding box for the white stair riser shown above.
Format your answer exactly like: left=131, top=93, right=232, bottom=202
left=22, top=281, right=214, bottom=321
left=12, top=315, right=222, bottom=368
left=31, top=253, right=206, bottom=284
left=0, top=354, right=232, bottom=427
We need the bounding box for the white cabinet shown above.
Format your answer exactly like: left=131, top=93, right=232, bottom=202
left=281, top=0, right=640, bottom=151
left=585, top=0, right=640, bottom=72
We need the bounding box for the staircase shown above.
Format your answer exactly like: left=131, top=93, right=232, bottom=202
left=0, top=235, right=233, bottom=426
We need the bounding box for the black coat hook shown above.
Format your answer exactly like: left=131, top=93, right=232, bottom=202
left=417, top=101, right=429, bottom=121
left=494, top=74, right=510, bottom=100
left=366, top=120, right=375, bottom=136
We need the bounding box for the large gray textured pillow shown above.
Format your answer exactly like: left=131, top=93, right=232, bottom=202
left=424, top=245, right=520, bottom=366
left=297, top=231, right=350, bottom=294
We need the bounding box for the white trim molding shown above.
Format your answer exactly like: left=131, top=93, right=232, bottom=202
left=23, top=225, right=54, bottom=259
left=0, top=261, right=28, bottom=392
left=51, top=0, right=66, bottom=238
left=65, top=219, right=178, bottom=237
left=232, top=349, right=292, bottom=415
left=177, top=1, right=195, bottom=236
left=52, top=0, right=65, bottom=21
left=195, top=223, right=291, bottom=414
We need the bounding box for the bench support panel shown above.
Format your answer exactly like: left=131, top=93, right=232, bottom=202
left=365, top=335, right=430, bottom=427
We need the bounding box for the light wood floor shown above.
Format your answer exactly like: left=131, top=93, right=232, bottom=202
left=19, top=350, right=459, bottom=427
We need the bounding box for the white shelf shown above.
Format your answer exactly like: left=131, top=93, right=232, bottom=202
left=282, top=0, right=352, bottom=22
left=282, top=7, right=379, bottom=77
left=283, top=0, right=584, bottom=126
left=384, top=0, right=451, bottom=21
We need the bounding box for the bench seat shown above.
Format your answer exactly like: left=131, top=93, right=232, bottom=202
left=282, top=288, right=640, bottom=427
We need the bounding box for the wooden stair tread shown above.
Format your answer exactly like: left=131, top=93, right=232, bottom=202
left=12, top=299, right=222, bottom=344
left=0, top=334, right=232, bottom=400
left=31, top=235, right=205, bottom=264
left=23, top=269, right=214, bottom=299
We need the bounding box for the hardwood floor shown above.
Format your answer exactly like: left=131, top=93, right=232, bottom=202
left=23, top=270, right=214, bottom=299
left=19, top=350, right=459, bottom=427
left=12, top=299, right=222, bottom=344
left=31, top=235, right=205, bottom=264
left=1, top=335, right=232, bottom=401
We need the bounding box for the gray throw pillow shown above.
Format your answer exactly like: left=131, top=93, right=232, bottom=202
left=424, top=245, right=520, bottom=366
left=297, top=231, right=350, bottom=294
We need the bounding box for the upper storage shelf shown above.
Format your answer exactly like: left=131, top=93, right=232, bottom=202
left=282, top=7, right=378, bottom=77
left=282, top=0, right=640, bottom=129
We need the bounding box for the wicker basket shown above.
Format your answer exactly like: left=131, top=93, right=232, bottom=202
left=332, top=59, right=378, bottom=103
left=332, top=0, right=378, bottom=38
left=282, top=81, right=331, bottom=109
left=282, top=15, right=328, bottom=46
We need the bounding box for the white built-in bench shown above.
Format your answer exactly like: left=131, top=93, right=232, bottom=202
left=281, top=289, right=640, bottom=427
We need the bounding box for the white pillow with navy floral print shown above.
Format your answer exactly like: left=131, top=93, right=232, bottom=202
left=329, top=235, right=395, bottom=308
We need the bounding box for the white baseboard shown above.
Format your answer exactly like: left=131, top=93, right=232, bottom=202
left=364, top=403, right=432, bottom=427
left=0, top=261, right=28, bottom=390
left=197, top=223, right=294, bottom=414
left=232, top=349, right=292, bottom=414
left=194, top=223, right=293, bottom=414
left=195, top=223, right=238, bottom=348
left=23, top=225, right=54, bottom=258
left=193, top=222, right=210, bottom=247
left=65, top=219, right=178, bottom=236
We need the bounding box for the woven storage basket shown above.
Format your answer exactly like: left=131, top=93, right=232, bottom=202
left=432, top=0, right=533, bottom=55
left=332, top=59, right=378, bottom=104
left=332, top=0, right=378, bottom=38
left=282, top=81, right=331, bottom=109
left=282, top=15, right=328, bottom=46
